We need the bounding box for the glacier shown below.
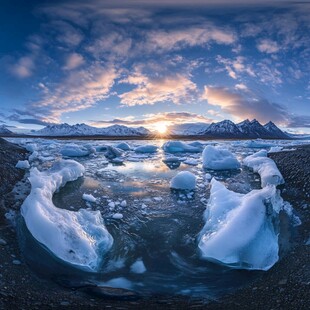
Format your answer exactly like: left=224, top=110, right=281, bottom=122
left=20, top=159, right=113, bottom=271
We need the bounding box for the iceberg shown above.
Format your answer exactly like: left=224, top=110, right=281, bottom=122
left=170, top=171, right=197, bottom=190
left=202, top=145, right=240, bottom=170
left=243, top=150, right=284, bottom=187
left=163, top=141, right=201, bottom=153
left=198, top=179, right=283, bottom=270
left=21, top=160, right=113, bottom=271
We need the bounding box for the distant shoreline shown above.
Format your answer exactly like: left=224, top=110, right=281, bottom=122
left=0, top=134, right=294, bottom=141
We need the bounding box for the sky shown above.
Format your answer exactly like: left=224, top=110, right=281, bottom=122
left=0, top=0, right=310, bottom=133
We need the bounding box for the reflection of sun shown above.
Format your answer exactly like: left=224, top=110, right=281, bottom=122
left=155, top=122, right=168, bottom=134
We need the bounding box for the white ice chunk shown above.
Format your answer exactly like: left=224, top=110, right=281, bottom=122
left=112, top=213, right=123, bottom=219
left=120, top=200, right=127, bottom=207
left=198, top=179, right=283, bottom=270
left=202, top=145, right=240, bottom=170
left=163, top=141, right=201, bottom=153
left=130, top=259, right=146, bottom=274
left=243, top=150, right=284, bottom=187
left=135, top=145, right=158, bottom=153
left=28, top=151, right=39, bottom=162
left=21, top=160, right=113, bottom=271
left=170, top=171, right=197, bottom=190
left=16, top=160, right=30, bottom=169
left=82, top=193, right=97, bottom=203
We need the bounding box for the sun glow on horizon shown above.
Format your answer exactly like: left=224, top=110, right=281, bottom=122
left=154, top=122, right=168, bottom=134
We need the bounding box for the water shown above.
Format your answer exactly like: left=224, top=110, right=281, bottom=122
left=12, top=138, right=299, bottom=298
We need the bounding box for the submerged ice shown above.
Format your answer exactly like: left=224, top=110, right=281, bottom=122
left=20, top=159, right=113, bottom=271
left=198, top=179, right=283, bottom=270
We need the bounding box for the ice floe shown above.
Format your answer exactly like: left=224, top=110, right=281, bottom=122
left=116, top=142, right=131, bottom=151
left=243, top=150, right=284, bottom=187
left=135, top=145, right=158, bottom=153
left=60, top=144, right=94, bottom=157
left=170, top=171, right=197, bottom=190
left=202, top=145, right=240, bottom=170
left=82, top=193, right=97, bottom=203
left=163, top=141, right=201, bottom=153
left=198, top=179, right=283, bottom=270
left=21, top=159, right=113, bottom=271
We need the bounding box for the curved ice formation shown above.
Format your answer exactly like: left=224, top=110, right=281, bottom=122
left=21, top=160, right=113, bottom=271
left=198, top=179, right=283, bottom=270
left=243, top=150, right=284, bottom=187
left=170, top=171, right=197, bottom=190
left=163, top=141, right=201, bottom=153
left=116, top=142, right=131, bottom=151
left=202, top=145, right=240, bottom=170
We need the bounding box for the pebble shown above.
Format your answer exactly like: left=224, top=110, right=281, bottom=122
left=12, top=260, right=21, bottom=265
left=0, top=239, right=7, bottom=246
left=278, top=279, right=288, bottom=285
left=60, top=301, right=70, bottom=306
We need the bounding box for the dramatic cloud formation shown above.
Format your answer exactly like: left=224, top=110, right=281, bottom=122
left=0, top=0, right=309, bottom=132
left=202, top=86, right=310, bottom=127
left=119, top=73, right=197, bottom=106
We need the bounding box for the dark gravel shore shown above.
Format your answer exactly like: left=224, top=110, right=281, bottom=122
left=0, top=139, right=309, bottom=309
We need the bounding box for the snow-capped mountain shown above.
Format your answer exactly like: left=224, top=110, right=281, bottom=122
left=34, top=123, right=151, bottom=136
left=203, top=120, right=242, bottom=137
left=237, top=119, right=270, bottom=138
left=0, top=125, right=14, bottom=136
left=263, top=121, right=289, bottom=138
left=167, top=123, right=210, bottom=135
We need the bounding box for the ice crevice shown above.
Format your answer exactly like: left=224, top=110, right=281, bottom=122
left=20, top=159, right=113, bottom=271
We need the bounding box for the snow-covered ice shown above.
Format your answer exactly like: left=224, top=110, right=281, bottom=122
left=198, top=179, right=283, bottom=270
left=170, top=171, right=197, bottom=190
left=202, top=145, right=240, bottom=170
left=20, top=159, right=113, bottom=271
left=243, top=150, right=284, bottom=187
left=15, top=160, right=30, bottom=169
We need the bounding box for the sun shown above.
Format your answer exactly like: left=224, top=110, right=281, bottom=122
left=155, top=122, right=168, bottom=134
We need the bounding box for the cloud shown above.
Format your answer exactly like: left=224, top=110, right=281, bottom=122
left=202, top=86, right=290, bottom=124
left=16, top=65, right=118, bottom=124
left=119, top=73, right=197, bottom=106
left=257, top=39, right=280, bottom=53
left=146, top=24, right=236, bottom=52
left=9, top=56, right=35, bottom=78
left=235, top=83, right=248, bottom=90
left=216, top=56, right=256, bottom=79
left=286, top=115, right=310, bottom=128
left=63, top=53, right=84, bottom=70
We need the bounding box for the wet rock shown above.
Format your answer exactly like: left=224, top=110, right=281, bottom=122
left=0, top=238, right=7, bottom=246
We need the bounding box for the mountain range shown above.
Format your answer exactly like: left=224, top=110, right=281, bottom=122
left=34, top=123, right=151, bottom=136
left=0, top=120, right=292, bottom=139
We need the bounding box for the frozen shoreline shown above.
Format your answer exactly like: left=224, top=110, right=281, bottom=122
left=0, top=138, right=309, bottom=309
